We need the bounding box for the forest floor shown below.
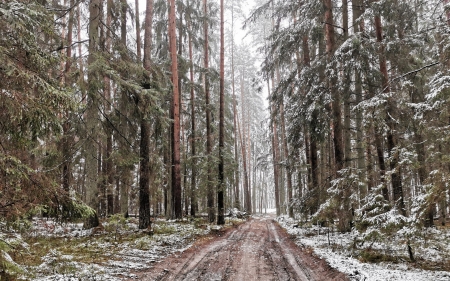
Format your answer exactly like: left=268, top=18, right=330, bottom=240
left=277, top=215, right=450, bottom=281
left=4, top=212, right=450, bottom=280
left=128, top=214, right=348, bottom=281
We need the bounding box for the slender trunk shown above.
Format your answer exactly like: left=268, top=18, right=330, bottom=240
left=324, top=0, right=344, bottom=174
left=352, top=0, right=367, bottom=203
left=187, top=1, right=197, bottom=217
left=103, top=0, right=114, bottom=216
left=302, top=35, right=319, bottom=212
left=139, top=121, right=151, bottom=228
left=299, top=36, right=312, bottom=191
left=117, top=0, right=132, bottom=218
left=203, top=0, right=215, bottom=223
left=169, top=0, right=182, bottom=219
left=164, top=144, right=170, bottom=217
left=280, top=102, right=293, bottom=217
left=343, top=0, right=351, bottom=169
left=77, top=4, right=84, bottom=102
left=238, top=116, right=250, bottom=213
left=61, top=0, right=75, bottom=215
left=217, top=0, right=225, bottom=225
left=246, top=107, right=252, bottom=213
left=231, top=2, right=240, bottom=210
left=138, top=0, right=154, bottom=229
left=268, top=77, right=280, bottom=216
left=274, top=68, right=285, bottom=214
left=240, top=74, right=251, bottom=213
left=84, top=0, right=101, bottom=228
left=271, top=106, right=281, bottom=217
left=342, top=0, right=354, bottom=230
left=135, top=0, right=141, bottom=61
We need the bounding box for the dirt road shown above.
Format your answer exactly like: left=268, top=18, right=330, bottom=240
left=132, top=215, right=349, bottom=281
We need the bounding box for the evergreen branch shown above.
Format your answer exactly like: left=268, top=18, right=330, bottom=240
left=97, top=103, right=136, bottom=150
left=321, top=21, right=345, bottom=31
left=373, top=62, right=441, bottom=99
left=53, top=40, right=89, bottom=52
left=52, top=0, right=84, bottom=21
left=391, top=62, right=440, bottom=81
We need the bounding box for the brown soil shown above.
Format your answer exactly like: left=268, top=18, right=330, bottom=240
left=128, top=215, right=349, bottom=281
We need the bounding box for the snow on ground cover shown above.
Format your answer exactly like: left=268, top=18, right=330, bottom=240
left=277, top=216, right=450, bottom=281
left=5, top=217, right=228, bottom=280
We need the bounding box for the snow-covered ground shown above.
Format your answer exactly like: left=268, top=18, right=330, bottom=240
left=5, top=212, right=450, bottom=280
left=2, top=217, right=238, bottom=280
left=277, top=216, right=450, bottom=281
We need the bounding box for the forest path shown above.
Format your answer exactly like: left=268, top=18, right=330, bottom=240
left=129, top=215, right=348, bottom=281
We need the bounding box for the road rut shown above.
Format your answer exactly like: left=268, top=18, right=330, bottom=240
left=130, top=215, right=349, bottom=281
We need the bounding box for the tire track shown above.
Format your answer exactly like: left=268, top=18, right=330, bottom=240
left=131, top=215, right=349, bottom=281
left=268, top=221, right=312, bottom=280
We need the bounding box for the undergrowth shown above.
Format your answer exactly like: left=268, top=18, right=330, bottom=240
left=0, top=215, right=247, bottom=280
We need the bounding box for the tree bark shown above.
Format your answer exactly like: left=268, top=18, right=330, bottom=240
left=268, top=78, right=280, bottom=216
left=138, top=0, right=154, bottom=229
left=343, top=0, right=351, bottom=170
left=187, top=0, right=197, bottom=217
left=117, top=0, right=133, bottom=218
left=324, top=0, right=344, bottom=174
left=217, top=0, right=225, bottom=225
left=203, top=0, right=215, bottom=222
left=352, top=0, right=367, bottom=203
left=135, top=0, right=142, bottom=61
left=231, top=1, right=240, bottom=210
left=61, top=0, right=75, bottom=217
left=84, top=0, right=101, bottom=229
left=169, top=0, right=182, bottom=219
left=280, top=102, right=293, bottom=217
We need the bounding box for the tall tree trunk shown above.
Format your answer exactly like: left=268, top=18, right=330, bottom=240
left=204, top=0, right=215, bottom=222
left=187, top=0, right=197, bottom=217
left=135, top=0, right=141, bottom=61
left=139, top=121, right=151, bottom=228
left=324, top=0, right=348, bottom=231
left=280, top=102, right=293, bottom=217
left=169, top=0, right=182, bottom=219
left=301, top=34, right=319, bottom=213
left=240, top=74, right=252, bottom=213
left=61, top=0, right=75, bottom=216
left=374, top=6, right=405, bottom=214
left=138, top=0, right=154, bottom=229
left=343, top=0, right=351, bottom=169
left=238, top=115, right=250, bottom=213
left=268, top=78, right=280, bottom=216
left=103, top=0, right=114, bottom=216
left=231, top=1, right=240, bottom=210
left=84, top=0, right=101, bottom=228
left=77, top=4, right=85, bottom=103
left=117, top=0, right=132, bottom=218
left=352, top=0, right=367, bottom=204
left=324, top=0, right=344, bottom=174
left=217, top=0, right=225, bottom=225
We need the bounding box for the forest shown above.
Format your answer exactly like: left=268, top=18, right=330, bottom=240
left=2, top=0, right=450, bottom=279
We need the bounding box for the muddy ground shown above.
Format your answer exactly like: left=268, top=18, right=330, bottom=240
left=128, top=214, right=349, bottom=281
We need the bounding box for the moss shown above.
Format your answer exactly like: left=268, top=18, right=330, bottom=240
left=153, top=222, right=177, bottom=235
left=358, top=248, right=398, bottom=263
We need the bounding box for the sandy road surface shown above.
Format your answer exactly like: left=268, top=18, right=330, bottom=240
left=131, top=215, right=349, bottom=281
